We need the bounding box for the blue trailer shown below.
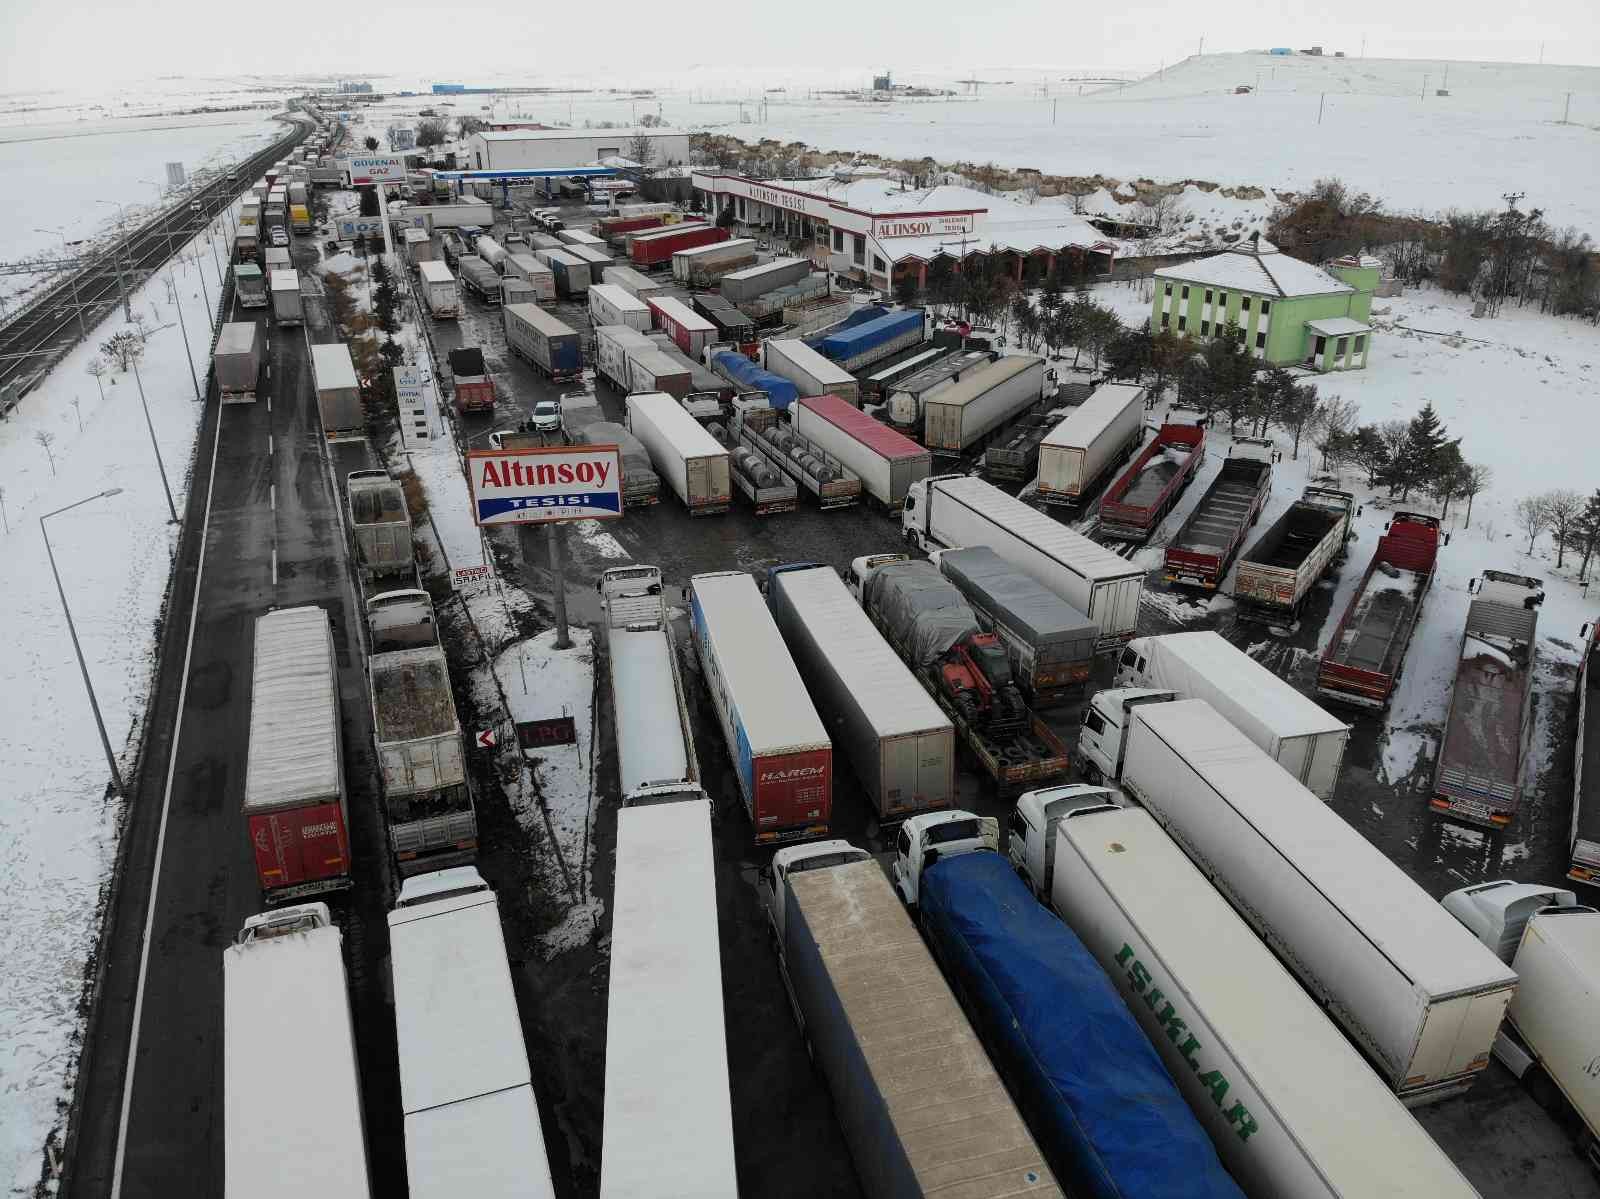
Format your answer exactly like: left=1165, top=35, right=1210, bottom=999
left=709, top=351, right=799, bottom=411
left=817, top=309, right=925, bottom=372
left=919, top=850, right=1244, bottom=1199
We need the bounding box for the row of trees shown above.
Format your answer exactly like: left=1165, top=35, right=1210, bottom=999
left=1269, top=178, right=1597, bottom=321
left=1514, top=491, right=1600, bottom=573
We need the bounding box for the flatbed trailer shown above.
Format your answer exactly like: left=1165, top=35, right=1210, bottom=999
left=1317, top=513, right=1444, bottom=710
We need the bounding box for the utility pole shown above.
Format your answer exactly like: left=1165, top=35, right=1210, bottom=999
left=95, top=200, right=135, bottom=321
left=1052, top=99, right=1058, bottom=124
left=1318, top=93, right=1326, bottom=124
left=1563, top=92, right=1572, bottom=123
left=36, top=228, right=87, bottom=340
left=1198, top=36, right=1204, bottom=56
left=1421, top=75, right=1428, bottom=100
left=548, top=524, right=571, bottom=649
left=1360, top=33, right=1366, bottom=58
left=130, top=358, right=179, bottom=522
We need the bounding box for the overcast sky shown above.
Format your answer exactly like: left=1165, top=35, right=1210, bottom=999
left=3, top=0, right=1597, bottom=89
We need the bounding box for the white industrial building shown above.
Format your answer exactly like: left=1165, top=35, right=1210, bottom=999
left=467, top=128, right=691, bottom=172
left=692, top=171, right=1120, bottom=292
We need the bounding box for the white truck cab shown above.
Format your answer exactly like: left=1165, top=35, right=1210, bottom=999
left=366, top=588, right=438, bottom=653
left=899, top=476, right=945, bottom=550
left=1077, top=687, right=1178, bottom=784
left=764, top=841, right=874, bottom=945
left=891, top=810, right=997, bottom=908
left=236, top=901, right=332, bottom=944
left=1005, top=784, right=1124, bottom=899
left=1442, top=880, right=1582, bottom=964
left=845, top=552, right=910, bottom=602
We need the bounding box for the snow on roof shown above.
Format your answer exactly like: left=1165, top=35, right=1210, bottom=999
left=406, top=1086, right=555, bottom=1199
left=477, top=127, right=679, bottom=142
left=1155, top=239, right=1352, bottom=298
left=1305, top=317, right=1371, bottom=336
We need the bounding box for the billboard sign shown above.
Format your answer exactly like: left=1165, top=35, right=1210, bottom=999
left=467, top=445, right=623, bottom=526
left=165, top=161, right=187, bottom=188
left=341, top=154, right=406, bottom=185
left=873, top=213, right=976, bottom=239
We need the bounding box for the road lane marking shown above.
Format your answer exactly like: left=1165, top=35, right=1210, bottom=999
left=110, top=389, right=227, bottom=1197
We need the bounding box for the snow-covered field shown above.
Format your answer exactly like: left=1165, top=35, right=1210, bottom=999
left=0, top=212, right=230, bottom=1193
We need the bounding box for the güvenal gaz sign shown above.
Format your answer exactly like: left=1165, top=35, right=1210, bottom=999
left=467, top=445, right=624, bottom=526
left=341, top=154, right=406, bottom=185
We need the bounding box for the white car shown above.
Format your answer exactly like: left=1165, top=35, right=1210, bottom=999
left=269, top=228, right=289, bottom=247
left=530, top=399, right=561, bottom=433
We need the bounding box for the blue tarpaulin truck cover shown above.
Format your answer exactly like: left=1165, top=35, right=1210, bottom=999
left=817, top=310, right=922, bottom=362
left=920, top=851, right=1244, bottom=1199
left=710, top=351, right=799, bottom=411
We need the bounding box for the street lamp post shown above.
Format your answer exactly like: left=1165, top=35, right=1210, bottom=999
left=95, top=200, right=135, bottom=321
left=42, top=488, right=128, bottom=797
left=129, top=358, right=179, bottom=522
left=37, top=227, right=88, bottom=340
left=142, top=180, right=203, bottom=400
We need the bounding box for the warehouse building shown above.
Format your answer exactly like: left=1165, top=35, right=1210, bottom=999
left=1151, top=237, right=1378, bottom=372
left=467, top=128, right=691, bottom=172
left=691, top=171, right=1119, bottom=292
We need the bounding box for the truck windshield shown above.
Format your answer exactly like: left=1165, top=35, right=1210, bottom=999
left=925, top=818, right=981, bottom=847
left=971, top=641, right=1014, bottom=687
left=788, top=851, right=870, bottom=874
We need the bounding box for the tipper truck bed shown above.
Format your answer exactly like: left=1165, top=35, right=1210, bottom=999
left=1163, top=438, right=1275, bottom=589
left=1097, top=422, right=1205, bottom=541
left=1233, top=486, right=1356, bottom=622
left=1317, top=512, right=1444, bottom=709
left=1430, top=571, right=1543, bottom=829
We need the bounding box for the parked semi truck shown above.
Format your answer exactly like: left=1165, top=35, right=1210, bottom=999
left=853, top=555, right=1071, bottom=795
left=223, top=905, right=369, bottom=1199
left=269, top=269, right=303, bottom=326
left=790, top=393, right=929, bottom=508
left=1035, top=383, right=1146, bottom=509
left=582, top=422, right=659, bottom=508
left=1572, top=620, right=1600, bottom=883
left=243, top=607, right=352, bottom=902
left=734, top=412, right=862, bottom=509
left=596, top=566, right=738, bottom=1197
left=214, top=322, right=262, bottom=402
left=1444, top=880, right=1600, bottom=1167
left=717, top=417, right=797, bottom=515
left=920, top=356, right=1051, bottom=456
left=1079, top=690, right=1519, bottom=1104
left=1007, top=800, right=1482, bottom=1198
left=346, top=470, right=414, bottom=582
left=446, top=347, right=496, bottom=415
left=602, top=263, right=668, bottom=301
left=389, top=868, right=556, bottom=1198
left=311, top=342, right=362, bottom=438
left=890, top=810, right=1245, bottom=1199
left=766, top=564, right=956, bottom=820
left=235, top=262, right=268, bottom=307
left=1097, top=422, right=1206, bottom=540
left=1113, top=631, right=1350, bottom=800
left=982, top=407, right=1064, bottom=483
left=457, top=254, right=502, bottom=303
left=1163, top=438, right=1276, bottom=589
left=709, top=349, right=799, bottom=411
left=902, top=474, right=1144, bottom=652
left=504, top=303, right=581, bottom=381
left=689, top=570, right=832, bottom=842
left=761, top=840, right=1064, bottom=1198
left=1316, top=512, right=1445, bottom=709
left=1232, top=486, right=1357, bottom=622
left=815, top=308, right=924, bottom=373
left=930, top=546, right=1098, bottom=705
left=670, top=237, right=756, bottom=284
left=625, top=392, right=731, bottom=515
left=1431, top=571, right=1544, bottom=829
left=418, top=260, right=459, bottom=318
left=646, top=295, right=717, bottom=358
left=762, top=338, right=859, bottom=406
left=367, top=591, right=476, bottom=873
left=720, top=256, right=811, bottom=303
left=884, top=348, right=996, bottom=431
left=588, top=282, right=652, bottom=332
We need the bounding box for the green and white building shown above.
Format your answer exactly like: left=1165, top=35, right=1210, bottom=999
left=1152, top=239, right=1379, bottom=372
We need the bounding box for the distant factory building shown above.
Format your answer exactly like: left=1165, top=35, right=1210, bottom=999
left=1151, top=237, right=1378, bottom=371
left=466, top=128, right=691, bottom=172
left=692, top=171, right=1119, bottom=292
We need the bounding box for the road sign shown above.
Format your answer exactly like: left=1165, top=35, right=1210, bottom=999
left=517, top=717, right=577, bottom=749
left=451, top=563, right=493, bottom=592
left=340, top=154, right=406, bottom=185
left=467, top=445, right=624, bottom=527
left=475, top=728, right=497, bottom=749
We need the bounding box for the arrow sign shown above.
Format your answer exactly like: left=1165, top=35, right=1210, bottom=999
left=476, top=728, right=497, bottom=749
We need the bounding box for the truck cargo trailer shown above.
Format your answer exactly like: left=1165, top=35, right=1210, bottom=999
left=693, top=293, right=757, bottom=349
left=671, top=237, right=758, bottom=285
left=417, top=259, right=459, bottom=318
left=763, top=842, right=1063, bottom=1198
left=1316, top=512, right=1444, bottom=709
left=581, top=422, right=659, bottom=507
left=1042, top=806, right=1482, bottom=1199
left=1233, top=486, right=1357, bottom=622
left=224, top=905, right=370, bottom=1199
left=886, top=349, right=998, bottom=431
left=311, top=342, right=362, bottom=439
left=921, top=356, right=1049, bottom=456
left=1572, top=621, right=1600, bottom=884
left=625, top=392, right=731, bottom=515
left=215, top=321, right=262, bottom=402
left=646, top=294, right=716, bottom=358
left=602, top=263, right=668, bottom=301
left=243, top=607, right=352, bottom=902
left=1081, top=692, right=1518, bottom=1105
left=269, top=268, right=303, bottom=326
left=346, top=470, right=414, bottom=581
left=719, top=256, right=811, bottom=304
left=1113, top=631, right=1350, bottom=800
left=457, top=254, right=502, bottom=303
left=588, top=282, right=651, bottom=332
left=790, top=393, right=928, bottom=507
left=689, top=571, right=831, bottom=842
left=766, top=564, right=955, bottom=820
left=446, top=347, right=496, bottom=415
left=235, top=262, right=268, bottom=308
left=630, top=222, right=726, bottom=267
left=504, top=303, right=581, bottom=381
left=389, top=869, right=556, bottom=1199
left=593, top=325, right=655, bottom=392
left=816, top=308, right=925, bottom=373
left=1163, top=439, right=1276, bottom=589
left=903, top=474, right=1143, bottom=652
left=1097, top=421, right=1205, bottom=539
left=1431, top=571, right=1543, bottom=829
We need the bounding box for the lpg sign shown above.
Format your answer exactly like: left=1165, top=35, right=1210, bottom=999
left=340, top=154, right=406, bottom=185
left=467, top=445, right=624, bottom=526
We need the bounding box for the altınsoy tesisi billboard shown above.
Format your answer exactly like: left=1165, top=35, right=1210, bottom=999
left=468, top=445, right=623, bottom=525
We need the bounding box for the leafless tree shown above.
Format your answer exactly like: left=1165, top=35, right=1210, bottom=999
left=34, top=429, right=57, bottom=475
left=87, top=356, right=108, bottom=399
left=625, top=132, right=658, bottom=171
left=101, top=331, right=144, bottom=371
left=69, top=396, right=83, bottom=432
left=1543, top=489, right=1584, bottom=568
left=1514, top=494, right=1553, bottom=555
left=1315, top=396, right=1359, bottom=471
left=1460, top=463, right=1492, bottom=528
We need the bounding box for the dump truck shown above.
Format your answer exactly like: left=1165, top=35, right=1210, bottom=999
left=1233, top=486, right=1358, bottom=622
left=445, top=346, right=496, bottom=415
left=1163, top=438, right=1276, bottom=589
left=243, top=607, right=352, bottom=902
left=1097, top=422, right=1206, bottom=540
left=767, top=564, right=956, bottom=820
left=1316, top=512, right=1445, bottom=709
left=891, top=810, right=1246, bottom=1199
left=1430, top=571, right=1544, bottom=829
left=368, top=594, right=476, bottom=873
left=1114, top=631, right=1350, bottom=800
left=689, top=571, right=831, bottom=842
left=1034, top=383, right=1147, bottom=509
left=930, top=546, right=1098, bottom=705
left=761, top=840, right=1063, bottom=1198
left=1078, top=691, right=1519, bottom=1105
left=1023, top=803, right=1484, bottom=1198
left=346, top=470, right=414, bottom=582
left=855, top=555, right=1070, bottom=795
left=235, top=262, right=268, bottom=308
